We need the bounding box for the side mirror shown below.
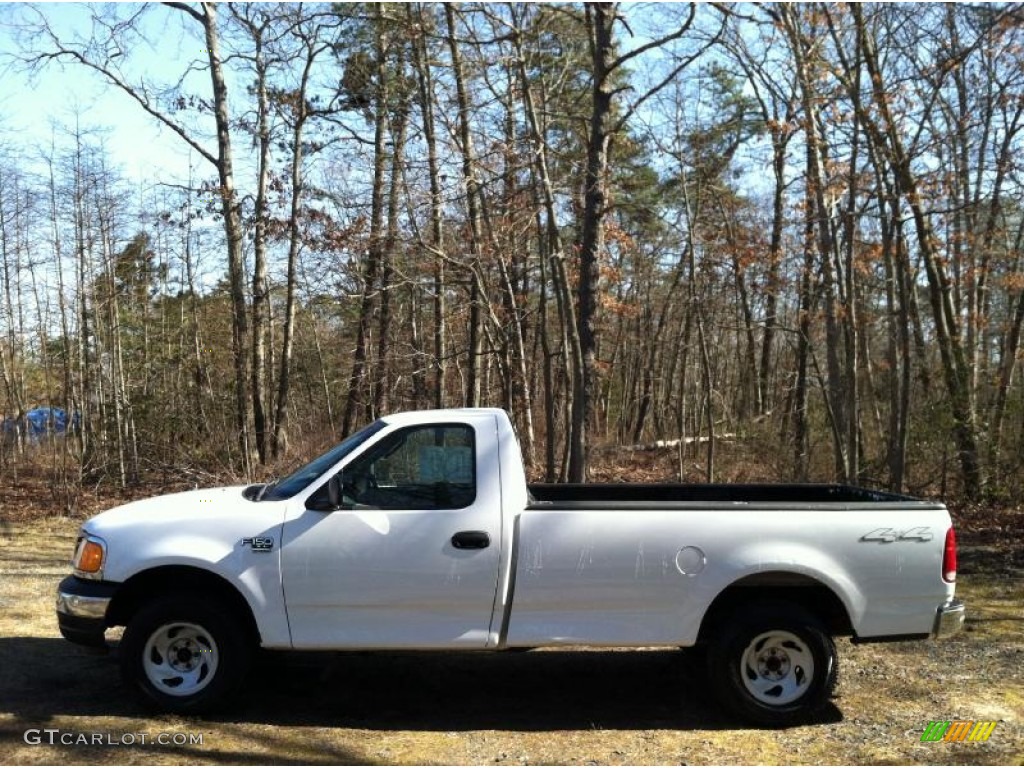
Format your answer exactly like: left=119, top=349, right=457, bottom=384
left=327, top=474, right=342, bottom=509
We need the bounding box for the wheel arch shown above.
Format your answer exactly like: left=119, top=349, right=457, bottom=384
left=107, top=565, right=261, bottom=645
left=696, top=571, right=854, bottom=644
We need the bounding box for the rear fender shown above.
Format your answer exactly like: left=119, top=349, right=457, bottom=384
left=687, top=544, right=864, bottom=644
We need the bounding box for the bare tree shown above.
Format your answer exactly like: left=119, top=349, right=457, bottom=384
left=18, top=3, right=257, bottom=474
left=569, top=2, right=706, bottom=481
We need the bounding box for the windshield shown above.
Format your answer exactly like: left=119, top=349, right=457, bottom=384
left=260, top=420, right=386, bottom=501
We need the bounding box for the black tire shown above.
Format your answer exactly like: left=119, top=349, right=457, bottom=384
left=706, top=601, right=837, bottom=727
left=119, top=594, right=252, bottom=714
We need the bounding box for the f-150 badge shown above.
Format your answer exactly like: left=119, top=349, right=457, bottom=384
left=860, top=527, right=933, bottom=543
left=241, top=536, right=275, bottom=552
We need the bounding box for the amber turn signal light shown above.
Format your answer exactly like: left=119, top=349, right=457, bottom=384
left=77, top=540, right=104, bottom=573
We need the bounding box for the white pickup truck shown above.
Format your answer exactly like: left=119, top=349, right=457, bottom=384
left=57, top=408, right=964, bottom=725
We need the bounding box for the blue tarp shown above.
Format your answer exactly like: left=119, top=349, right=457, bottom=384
left=1, top=407, right=80, bottom=439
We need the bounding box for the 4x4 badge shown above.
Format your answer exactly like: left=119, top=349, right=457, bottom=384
left=860, top=527, right=933, bottom=543
left=241, top=536, right=274, bottom=552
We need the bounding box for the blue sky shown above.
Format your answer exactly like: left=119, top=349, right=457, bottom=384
left=0, top=1, right=763, bottom=248
left=0, top=3, right=234, bottom=187
left=0, top=2, right=697, bottom=191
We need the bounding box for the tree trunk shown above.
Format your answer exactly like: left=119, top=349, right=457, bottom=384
left=248, top=16, right=271, bottom=465
left=853, top=4, right=983, bottom=497
left=342, top=5, right=389, bottom=436
left=513, top=20, right=582, bottom=480
left=273, top=20, right=330, bottom=454
left=195, top=2, right=254, bottom=476
left=375, top=79, right=407, bottom=416
left=780, top=6, right=850, bottom=481
left=410, top=4, right=446, bottom=409
left=445, top=4, right=486, bottom=408
left=570, top=3, right=617, bottom=482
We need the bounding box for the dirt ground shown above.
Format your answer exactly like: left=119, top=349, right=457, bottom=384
left=0, top=501, right=1021, bottom=765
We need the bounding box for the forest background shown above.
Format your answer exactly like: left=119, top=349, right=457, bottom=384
left=2, top=2, right=1024, bottom=510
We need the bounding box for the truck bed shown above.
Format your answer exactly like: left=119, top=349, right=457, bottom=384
left=527, top=482, right=934, bottom=508
left=510, top=481, right=952, bottom=648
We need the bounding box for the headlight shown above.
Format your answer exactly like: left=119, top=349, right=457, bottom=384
left=72, top=532, right=106, bottom=580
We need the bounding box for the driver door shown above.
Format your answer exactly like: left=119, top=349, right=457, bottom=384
left=280, top=416, right=502, bottom=648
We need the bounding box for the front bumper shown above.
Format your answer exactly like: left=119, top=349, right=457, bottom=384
left=933, top=598, right=966, bottom=638
left=56, top=575, right=118, bottom=648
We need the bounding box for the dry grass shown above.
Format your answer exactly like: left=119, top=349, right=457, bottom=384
left=0, top=511, right=1021, bottom=765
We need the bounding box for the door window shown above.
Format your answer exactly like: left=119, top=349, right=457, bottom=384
left=339, top=424, right=476, bottom=509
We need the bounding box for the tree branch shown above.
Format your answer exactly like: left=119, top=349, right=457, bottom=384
left=613, top=30, right=721, bottom=133
left=162, top=1, right=206, bottom=25
left=34, top=48, right=217, bottom=167
left=609, top=3, right=697, bottom=73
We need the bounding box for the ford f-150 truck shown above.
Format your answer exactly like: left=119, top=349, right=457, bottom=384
left=56, top=408, right=964, bottom=725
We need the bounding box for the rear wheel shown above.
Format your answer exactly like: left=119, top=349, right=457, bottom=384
left=707, top=602, right=837, bottom=727
left=120, top=594, right=251, bottom=714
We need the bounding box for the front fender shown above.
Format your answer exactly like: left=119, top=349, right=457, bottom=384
left=106, top=534, right=290, bottom=648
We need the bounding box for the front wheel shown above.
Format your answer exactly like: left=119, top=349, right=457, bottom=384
left=706, top=602, right=837, bottom=727
left=120, top=595, right=251, bottom=714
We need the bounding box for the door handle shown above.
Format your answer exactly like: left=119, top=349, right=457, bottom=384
left=451, top=530, right=490, bottom=550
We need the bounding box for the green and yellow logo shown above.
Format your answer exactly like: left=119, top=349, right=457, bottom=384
left=921, top=720, right=997, bottom=742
